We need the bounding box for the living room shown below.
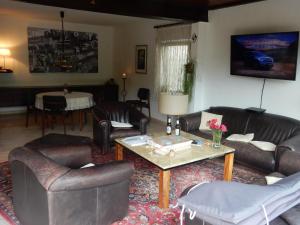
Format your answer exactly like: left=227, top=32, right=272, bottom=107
left=1, top=0, right=300, bottom=224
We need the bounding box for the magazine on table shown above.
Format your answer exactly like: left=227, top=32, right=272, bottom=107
left=122, top=135, right=152, bottom=146
left=152, top=135, right=193, bottom=155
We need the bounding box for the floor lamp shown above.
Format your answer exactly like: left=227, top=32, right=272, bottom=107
left=121, top=73, right=127, bottom=102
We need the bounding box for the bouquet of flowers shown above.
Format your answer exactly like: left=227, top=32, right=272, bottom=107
left=208, top=119, right=227, bottom=132
left=207, top=119, right=227, bottom=148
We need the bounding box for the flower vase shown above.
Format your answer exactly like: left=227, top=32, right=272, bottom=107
left=212, top=130, right=222, bottom=148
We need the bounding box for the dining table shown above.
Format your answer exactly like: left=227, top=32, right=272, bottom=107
left=35, top=91, right=95, bottom=130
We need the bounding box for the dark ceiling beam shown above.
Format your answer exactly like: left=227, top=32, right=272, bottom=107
left=209, top=0, right=265, bottom=10
left=14, top=0, right=209, bottom=22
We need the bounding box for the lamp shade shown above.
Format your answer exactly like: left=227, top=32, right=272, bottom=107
left=0, top=48, right=11, bottom=56
left=158, top=92, right=188, bottom=115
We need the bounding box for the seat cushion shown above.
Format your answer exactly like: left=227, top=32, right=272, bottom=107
left=25, top=133, right=92, bottom=150
left=223, top=140, right=275, bottom=172
left=190, top=129, right=213, bottom=140
left=109, top=128, right=141, bottom=140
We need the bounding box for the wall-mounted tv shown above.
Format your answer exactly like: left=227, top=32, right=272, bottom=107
left=231, top=31, right=299, bottom=80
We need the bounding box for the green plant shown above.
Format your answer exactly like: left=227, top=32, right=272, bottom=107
left=183, top=60, right=195, bottom=101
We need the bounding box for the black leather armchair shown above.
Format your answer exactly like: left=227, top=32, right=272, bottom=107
left=93, top=101, right=149, bottom=154
left=9, top=145, right=134, bottom=225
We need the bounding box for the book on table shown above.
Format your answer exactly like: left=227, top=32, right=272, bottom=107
left=152, top=135, right=193, bottom=155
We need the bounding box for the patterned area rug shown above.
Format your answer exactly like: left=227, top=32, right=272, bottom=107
left=0, top=151, right=266, bottom=225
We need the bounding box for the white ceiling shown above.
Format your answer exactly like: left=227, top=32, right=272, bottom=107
left=0, top=0, right=169, bottom=26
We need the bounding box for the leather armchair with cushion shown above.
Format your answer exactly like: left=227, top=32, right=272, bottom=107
left=180, top=106, right=300, bottom=173
left=93, top=101, right=149, bottom=154
left=9, top=145, right=134, bottom=225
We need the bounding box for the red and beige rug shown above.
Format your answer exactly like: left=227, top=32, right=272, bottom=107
left=0, top=151, right=265, bottom=225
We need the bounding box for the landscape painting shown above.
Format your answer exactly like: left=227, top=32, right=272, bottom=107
left=231, top=32, right=299, bottom=80
left=28, top=27, right=98, bottom=73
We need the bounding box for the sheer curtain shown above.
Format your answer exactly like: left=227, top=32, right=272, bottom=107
left=155, top=25, right=191, bottom=94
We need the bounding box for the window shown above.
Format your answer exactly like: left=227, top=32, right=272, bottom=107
left=155, top=25, right=191, bottom=94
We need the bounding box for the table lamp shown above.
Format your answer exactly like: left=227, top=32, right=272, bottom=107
left=0, top=48, right=12, bottom=73
left=158, top=92, right=188, bottom=135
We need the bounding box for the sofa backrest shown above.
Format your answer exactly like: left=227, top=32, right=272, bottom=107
left=246, top=113, right=300, bottom=144
left=208, top=107, right=250, bottom=137
left=95, top=102, right=131, bottom=123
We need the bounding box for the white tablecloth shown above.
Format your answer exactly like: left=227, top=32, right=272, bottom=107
left=35, top=91, right=95, bottom=111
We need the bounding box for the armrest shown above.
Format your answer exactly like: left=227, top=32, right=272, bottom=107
left=276, top=135, right=300, bottom=175
left=49, top=160, right=134, bottom=191
left=129, top=108, right=149, bottom=134
left=277, top=135, right=300, bottom=153
left=179, top=112, right=202, bottom=132
left=9, top=147, right=70, bottom=190
left=93, top=108, right=111, bottom=153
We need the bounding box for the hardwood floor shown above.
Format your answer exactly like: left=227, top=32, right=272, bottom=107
left=0, top=113, right=163, bottom=162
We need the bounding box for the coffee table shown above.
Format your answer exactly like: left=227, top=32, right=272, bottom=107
left=115, top=131, right=235, bottom=209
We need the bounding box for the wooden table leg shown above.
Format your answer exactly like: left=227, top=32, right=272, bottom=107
left=159, top=169, right=171, bottom=209
left=224, top=153, right=234, bottom=181
left=115, top=143, right=124, bottom=160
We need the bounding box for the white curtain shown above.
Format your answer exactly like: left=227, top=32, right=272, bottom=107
left=155, top=25, right=191, bottom=94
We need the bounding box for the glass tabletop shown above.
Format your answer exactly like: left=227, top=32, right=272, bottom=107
left=115, top=131, right=235, bottom=170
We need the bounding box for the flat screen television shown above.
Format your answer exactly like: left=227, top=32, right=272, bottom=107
left=231, top=31, right=299, bottom=80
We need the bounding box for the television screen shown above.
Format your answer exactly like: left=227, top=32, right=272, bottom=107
left=231, top=31, right=299, bottom=80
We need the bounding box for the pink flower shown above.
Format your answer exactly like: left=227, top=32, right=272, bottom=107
left=208, top=118, right=228, bottom=133
left=220, top=124, right=227, bottom=132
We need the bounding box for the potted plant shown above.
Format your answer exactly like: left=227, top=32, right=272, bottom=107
left=183, top=60, right=195, bottom=101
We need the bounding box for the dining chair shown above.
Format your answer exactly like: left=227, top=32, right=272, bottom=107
left=126, top=88, right=151, bottom=118
left=42, top=95, right=68, bottom=136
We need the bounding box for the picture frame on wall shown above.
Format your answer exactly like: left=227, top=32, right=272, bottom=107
left=135, top=45, right=147, bottom=74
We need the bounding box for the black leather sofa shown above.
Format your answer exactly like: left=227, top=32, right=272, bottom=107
left=9, top=143, right=134, bottom=225
left=93, top=101, right=149, bottom=154
left=180, top=106, right=300, bottom=174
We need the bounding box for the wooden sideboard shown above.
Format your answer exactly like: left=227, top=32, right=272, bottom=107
left=0, top=84, right=119, bottom=108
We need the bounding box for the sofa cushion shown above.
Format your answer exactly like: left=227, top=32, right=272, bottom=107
left=226, top=133, right=254, bottom=143
left=223, top=140, right=275, bottom=172
left=208, top=107, right=250, bottom=137
left=25, top=133, right=92, bottom=150
left=250, top=140, right=276, bottom=151
left=199, top=112, right=223, bottom=130
left=246, top=113, right=300, bottom=145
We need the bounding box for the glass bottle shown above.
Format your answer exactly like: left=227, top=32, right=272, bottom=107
left=166, top=117, right=172, bottom=135
left=175, top=119, right=181, bottom=136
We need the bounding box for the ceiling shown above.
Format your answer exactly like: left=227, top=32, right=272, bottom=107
left=9, top=0, right=265, bottom=23
left=0, top=0, right=265, bottom=26
left=0, top=0, right=169, bottom=26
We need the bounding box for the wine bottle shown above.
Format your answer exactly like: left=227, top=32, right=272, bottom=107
left=166, top=117, right=172, bottom=135
left=175, top=119, right=181, bottom=136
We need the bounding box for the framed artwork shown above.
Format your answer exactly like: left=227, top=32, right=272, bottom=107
left=28, top=27, right=98, bottom=73
left=135, top=45, right=147, bottom=74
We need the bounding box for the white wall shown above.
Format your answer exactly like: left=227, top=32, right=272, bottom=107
left=0, top=14, right=115, bottom=87
left=194, top=0, right=300, bottom=120
left=114, top=21, right=165, bottom=121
